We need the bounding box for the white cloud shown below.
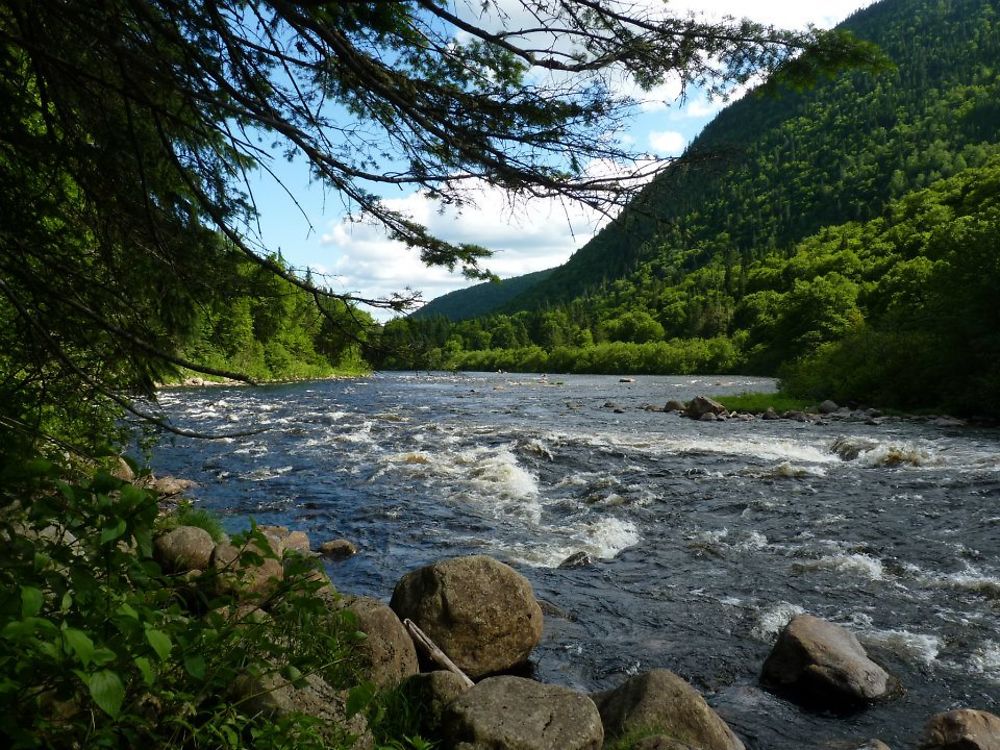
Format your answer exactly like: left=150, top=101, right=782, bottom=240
left=648, top=130, right=687, bottom=156
left=317, top=180, right=614, bottom=317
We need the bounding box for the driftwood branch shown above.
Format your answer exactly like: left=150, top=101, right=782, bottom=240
left=403, top=618, right=475, bottom=688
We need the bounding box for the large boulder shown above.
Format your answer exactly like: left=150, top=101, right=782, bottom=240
left=149, top=475, right=196, bottom=497
left=333, top=595, right=419, bottom=688
left=401, top=670, right=471, bottom=737
left=761, top=614, right=900, bottom=710
left=232, top=670, right=371, bottom=748
left=919, top=709, right=1000, bottom=750
left=685, top=396, right=727, bottom=420
left=154, top=526, right=215, bottom=573
left=818, top=400, right=840, bottom=415
left=210, top=541, right=284, bottom=597
left=259, top=524, right=311, bottom=555
left=443, top=675, right=603, bottom=750
left=389, top=555, right=543, bottom=679
left=593, top=670, right=745, bottom=750
left=664, top=400, right=687, bottom=413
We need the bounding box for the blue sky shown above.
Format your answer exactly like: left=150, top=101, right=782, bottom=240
left=243, top=1, right=876, bottom=317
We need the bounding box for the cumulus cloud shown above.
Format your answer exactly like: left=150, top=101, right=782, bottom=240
left=648, top=130, right=687, bottom=156
left=317, top=181, right=611, bottom=317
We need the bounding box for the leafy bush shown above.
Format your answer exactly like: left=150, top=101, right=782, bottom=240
left=0, top=458, right=382, bottom=749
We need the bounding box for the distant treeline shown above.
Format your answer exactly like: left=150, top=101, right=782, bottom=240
left=375, top=160, right=1000, bottom=415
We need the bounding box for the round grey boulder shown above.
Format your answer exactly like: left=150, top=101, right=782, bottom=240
left=593, top=669, right=745, bottom=750
left=444, top=676, right=602, bottom=750
left=761, top=614, right=900, bottom=710
left=210, top=541, right=284, bottom=597
left=390, top=555, right=543, bottom=678
left=333, top=595, right=419, bottom=688
left=154, top=526, right=215, bottom=573
left=919, top=709, right=1000, bottom=750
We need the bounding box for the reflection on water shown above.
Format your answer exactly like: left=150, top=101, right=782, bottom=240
left=152, top=372, right=1000, bottom=749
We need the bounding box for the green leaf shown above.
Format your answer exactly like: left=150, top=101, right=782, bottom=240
left=145, top=628, right=172, bottom=660
left=89, top=669, right=124, bottom=717
left=183, top=654, right=206, bottom=680
left=92, top=647, right=117, bottom=666
left=20, top=586, right=43, bottom=618
left=134, top=656, right=155, bottom=686
left=346, top=682, right=375, bottom=718
left=100, top=518, right=127, bottom=544
left=116, top=602, right=139, bottom=620
left=63, top=628, right=95, bottom=666
left=60, top=591, right=73, bottom=613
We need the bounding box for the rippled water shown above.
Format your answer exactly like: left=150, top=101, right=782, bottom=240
left=151, top=372, right=1000, bottom=748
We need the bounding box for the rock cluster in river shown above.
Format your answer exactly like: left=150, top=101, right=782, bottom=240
left=150, top=515, right=1000, bottom=750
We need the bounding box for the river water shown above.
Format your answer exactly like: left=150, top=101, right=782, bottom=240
left=152, top=372, right=1000, bottom=748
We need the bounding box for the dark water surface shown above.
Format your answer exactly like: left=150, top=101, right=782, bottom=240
left=152, top=372, right=1000, bottom=748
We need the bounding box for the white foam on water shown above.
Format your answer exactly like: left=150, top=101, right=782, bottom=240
left=522, top=438, right=555, bottom=461
left=857, top=443, right=934, bottom=468
left=752, top=601, right=806, bottom=641
left=734, top=530, right=769, bottom=552
left=794, top=553, right=885, bottom=580
left=504, top=516, right=641, bottom=568
left=859, top=628, right=943, bottom=666
left=968, top=641, right=1000, bottom=681
left=757, top=461, right=829, bottom=479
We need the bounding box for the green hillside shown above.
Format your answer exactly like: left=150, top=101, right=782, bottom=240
left=507, top=0, right=1000, bottom=310
left=411, top=268, right=554, bottom=322
left=377, top=0, right=1000, bottom=415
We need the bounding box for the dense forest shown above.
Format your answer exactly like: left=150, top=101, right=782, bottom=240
left=388, top=0, right=1000, bottom=416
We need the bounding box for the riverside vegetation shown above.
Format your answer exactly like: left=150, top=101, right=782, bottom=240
left=0, top=0, right=995, bottom=748
left=384, top=0, right=1000, bottom=418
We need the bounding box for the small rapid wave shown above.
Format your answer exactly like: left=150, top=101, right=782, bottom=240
left=793, top=553, right=885, bottom=580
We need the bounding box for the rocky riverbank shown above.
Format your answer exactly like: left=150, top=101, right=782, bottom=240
left=151, top=505, right=1000, bottom=750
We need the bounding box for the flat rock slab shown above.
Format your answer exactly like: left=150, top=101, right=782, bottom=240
left=444, top=676, right=602, bottom=750
left=594, top=669, right=745, bottom=750
left=920, top=709, right=1000, bottom=750
left=761, top=614, right=900, bottom=711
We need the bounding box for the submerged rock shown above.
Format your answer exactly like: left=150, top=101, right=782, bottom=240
left=761, top=614, right=900, bottom=710
left=153, top=526, right=215, bottom=573
left=320, top=538, right=358, bottom=558
left=919, top=708, right=1000, bottom=749
left=444, top=676, right=603, bottom=750
left=593, top=669, right=745, bottom=750
left=558, top=551, right=593, bottom=569
left=389, top=555, right=543, bottom=679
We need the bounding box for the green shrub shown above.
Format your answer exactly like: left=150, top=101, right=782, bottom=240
left=0, top=457, right=392, bottom=749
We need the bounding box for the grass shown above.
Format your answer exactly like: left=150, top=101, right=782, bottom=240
left=713, top=391, right=814, bottom=414
left=156, top=500, right=227, bottom=542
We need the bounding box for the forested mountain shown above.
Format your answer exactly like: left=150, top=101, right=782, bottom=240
left=412, top=268, right=554, bottom=321
left=508, top=0, right=1000, bottom=310
left=378, top=0, right=1000, bottom=415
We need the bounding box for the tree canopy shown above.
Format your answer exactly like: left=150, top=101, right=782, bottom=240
left=0, top=0, right=879, bottom=452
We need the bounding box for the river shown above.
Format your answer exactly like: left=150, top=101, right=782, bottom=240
left=152, top=372, right=1000, bottom=749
